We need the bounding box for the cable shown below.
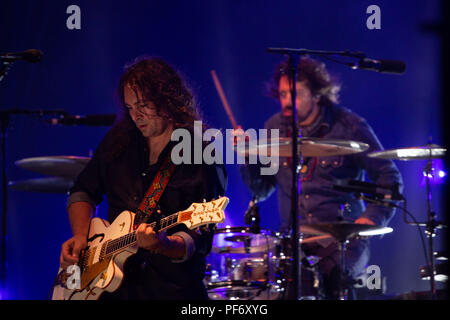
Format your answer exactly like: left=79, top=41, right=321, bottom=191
left=362, top=196, right=430, bottom=280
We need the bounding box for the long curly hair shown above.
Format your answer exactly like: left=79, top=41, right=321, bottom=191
left=267, top=56, right=341, bottom=107
left=107, top=57, right=201, bottom=160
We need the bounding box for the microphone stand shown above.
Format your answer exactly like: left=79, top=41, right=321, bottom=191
left=267, top=49, right=302, bottom=300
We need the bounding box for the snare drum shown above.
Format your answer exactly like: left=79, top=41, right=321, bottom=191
left=205, top=226, right=284, bottom=300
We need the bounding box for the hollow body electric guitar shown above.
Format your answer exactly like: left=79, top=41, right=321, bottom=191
left=52, top=197, right=229, bottom=300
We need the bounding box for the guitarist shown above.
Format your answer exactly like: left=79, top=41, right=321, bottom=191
left=59, top=57, right=227, bottom=300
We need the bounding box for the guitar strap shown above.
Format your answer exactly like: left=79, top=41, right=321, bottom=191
left=133, top=152, right=176, bottom=229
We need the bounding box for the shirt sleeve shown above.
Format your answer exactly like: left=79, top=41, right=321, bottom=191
left=239, top=118, right=278, bottom=202
left=67, top=130, right=112, bottom=209
left=170, top=231, right=196, bottom=263
left=351, top=117, right=404, bottom=226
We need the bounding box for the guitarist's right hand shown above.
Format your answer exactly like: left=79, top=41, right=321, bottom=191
left=60, top=234, right=87, bottom=269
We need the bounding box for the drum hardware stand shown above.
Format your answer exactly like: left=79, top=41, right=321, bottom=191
left=244, top=197, right=274, bottom=299
left=422, top=155, right=437, bottom=299
left=244, top=196, right=261, bottom=234
left=399, top=144, right=447, bottom=300
left=418, top=145, right=447, bottom=300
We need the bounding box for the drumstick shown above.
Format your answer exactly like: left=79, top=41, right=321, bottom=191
left=210, top=70, right=239, bottom=130
left=300, top=234, right=333, bottom=244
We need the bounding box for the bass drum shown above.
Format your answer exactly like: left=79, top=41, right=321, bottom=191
left=205, top=226, right=286, bottom=300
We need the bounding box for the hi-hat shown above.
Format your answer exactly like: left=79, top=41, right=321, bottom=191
left=8, top=177, right=74, bottom=193
left=234, top=137, right=369, bottom=158
left=224, top=235, right=251, bottom=243
left=15, top=155, right=90, bottom=178
left=368, top=144, right=446, bottom=161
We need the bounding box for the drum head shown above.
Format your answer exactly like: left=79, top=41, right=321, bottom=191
left=211, top=227, right=278, bottom=254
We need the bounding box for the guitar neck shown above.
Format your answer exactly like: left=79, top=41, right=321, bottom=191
left=102, top=211, right=181, bottom=258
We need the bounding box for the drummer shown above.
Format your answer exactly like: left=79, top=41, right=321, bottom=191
left=236, top=56, right=403, bottom=299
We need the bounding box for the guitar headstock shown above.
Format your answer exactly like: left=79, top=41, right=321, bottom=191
left=178, top=197, right=229, bottom=229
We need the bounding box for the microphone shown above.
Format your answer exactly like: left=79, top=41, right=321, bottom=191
left=0, top=49, right=43, bottom=63
left=333, top=180, right=404, bottom=201
left=47, top=114, right=116, bottom=126
left=353, top=58, right=406, bottom=75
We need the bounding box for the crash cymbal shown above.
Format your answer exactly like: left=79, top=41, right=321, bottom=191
left=8, top=177, right=74, bottom=193
left=15, top=155, right=90, bottom=178
left=234, top=137, right=369, bottom=158
left=300, top=221, right=393, bottom=241
left=367, top=144, right=446, bottom=160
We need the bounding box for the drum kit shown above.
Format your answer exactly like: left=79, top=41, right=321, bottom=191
left=204, top=139, right=447, bottom=300
left=207, top=61, right=448, bottom=300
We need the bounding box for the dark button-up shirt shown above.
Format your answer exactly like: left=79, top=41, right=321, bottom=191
left=68, top=127, right=227, bottom=299
left=241, top=105, right=403, bottom=233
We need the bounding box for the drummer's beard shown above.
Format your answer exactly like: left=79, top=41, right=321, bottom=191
left=282, top=105, right=314, bottom=125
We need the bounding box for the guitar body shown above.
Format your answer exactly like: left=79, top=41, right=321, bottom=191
left=51, top=197, right=229, bottom=300
left=52, top=211, right=137, bottom=300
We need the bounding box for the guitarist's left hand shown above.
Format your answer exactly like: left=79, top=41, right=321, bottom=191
left=135, top=224, right=169, bottom=254
left=135, top=223, right=187, bottom=259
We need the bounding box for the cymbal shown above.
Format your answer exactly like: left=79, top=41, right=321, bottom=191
left=15, top=155, right=90, bottom=178
left=224, top=235, right=251, bottom=243
left=368, top=144, right=446, bottom=160
left=234, top=137, right=369, bottom=157
left=300, top=222, right=393, bottom=241
left=211, top=227, right=277, bottom=254
left=8, top=177, right=74, bottom=193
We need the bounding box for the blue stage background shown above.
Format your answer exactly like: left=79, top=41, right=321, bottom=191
left=0, top=0, right=446, bottom=299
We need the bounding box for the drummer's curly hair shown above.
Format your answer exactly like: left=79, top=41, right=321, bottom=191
left=267, top=56, right=341, bottom=107
left=107, top=57, right=201, bottom=160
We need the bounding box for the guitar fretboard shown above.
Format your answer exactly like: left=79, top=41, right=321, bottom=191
left=101, top=212, right=180, bottom=258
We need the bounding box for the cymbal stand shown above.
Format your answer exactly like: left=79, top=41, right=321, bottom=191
left=337, top=239, right=348, bottom=300
left=423, top=150, right=437, bottom=299
left=403, top=144, right=444, bottom=300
